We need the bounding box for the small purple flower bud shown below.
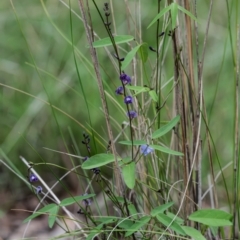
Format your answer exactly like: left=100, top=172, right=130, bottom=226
left=127, top=110, right=137, bottom=119
left=115, top=86, right=124, bottom=95
left=120, top=73, right=131, bottom=85
left=124, top=96, right=133, bottom=104
left=36, top=186, right=42, bottom=194
left=83, top=156, right=89, bottom=162
left=29, top=174, right=38, bottom=183
left=140, top=144, right=154, bottom=156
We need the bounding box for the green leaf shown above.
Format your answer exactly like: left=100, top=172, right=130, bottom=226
left=177, top=5, right=198, bottom=22
left=59, top=194, right=95, bottom=207
left=156, top=213, right=186, bottom=236
left=48, top=205, right=59, bottom=228
left=150, top=145, right=183, bottom=156
left=138, top=42, right=148, bottom=62
left=149, top=90, right=158, bottom=102
left=128, top=204, right=138, bottom=219
left=122, top=45, right=142, bottom=70
left=189, top=209, right=233, bottom=227
left=122, top=162, right=135, bottom=189
left=92, top=35, right=134, bottom=48
left=152, top=115, right=180, bottom=139
left=81, top=154, right=121, bottom=169
left=182, top=226, right=206, bottom=240
left=125, top=216, right=151, bottom=237
left=118, top=219, right=134, bottom=229
left=147, top=5, right=171, bottom=29
left=119, top=140, right=146, bottom=146
left=166, top=211, right=184, bottom=225
left=125, top=85, right=149, bottom=96
left=171, top=3, right=178, bottom=29
left=96, top=217, right=118, bottom=224
left=150, top=202, right=174, bottom=217
left=23, top=203, right=57, bottom=223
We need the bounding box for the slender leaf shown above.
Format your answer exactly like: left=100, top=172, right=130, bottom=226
left=166, top=211, right=184, bottom=225
left=122, top=162, right=135, bottom=189
left=189, top=209, right=233, bottom=227
left=150, top=145, right=183, bottom=156
left=23, top=203, right=57, bottom=223
left=122, top=45, right=142, bottom=70
left=81, top=154, right=121, bottom=169
left=126, top=85, right=149, bottom=92
left=119, top=140, right=146, bottom=146
left=128, top=204, right=138, bottom=219
left=149, top=90, right=158, bottom=102
left=182, top=226, right=206, bottom=240
left=156, top=213, right=186, bottom=235
left=147, top=5, right=171, bottom=29
left=59, top=194, right=95, bottom=207
left=177, top=5, right=198, bottom=22
left=118, top=219, right=134, bottom=229
left=48, top=205, right=59, bottom=228
left=150, top=202, right=174, bottom=217
left=138, top=42, right=148, bottom=62
left=92, top=35, right=134, bottom=48
left=152, top=115, right=180, bottom=139
left=125, top=216, right=151, bottom=237
left=171, top=3, right=178, bottom=29
left=96, top=217, right=118, bottom=224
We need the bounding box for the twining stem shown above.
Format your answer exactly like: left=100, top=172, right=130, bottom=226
left=78, top=0, right=124, bottom=195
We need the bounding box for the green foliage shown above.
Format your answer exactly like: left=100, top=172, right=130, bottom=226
left=152, top=115, right=180, bottom=139
left=1, top=0, right=238, bottom=239
left=122, top=162, right=135, bottom=189
left=150, top=202, right=174, bottom=216
left=189, top=209, right=233, bottom=227
left=92, top=35, right=134, bottom=48
left=59, top=194, right=95, bottom=207
left=81, top=154, right=121, bottom=169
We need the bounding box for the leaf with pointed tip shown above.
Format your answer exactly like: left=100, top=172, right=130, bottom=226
left=92, top=35, right=134, bottom=48
left=177, top=5, right=198, bottom=22
left=147, top=5, right=171, bottom=29
left=81, top=154, right=121, bottom=169
left=150, top=202, right=174, bottom=217
left=122, top=162, right=135, bottom=189
left=138, top=43, right=148, bottom=62
left=23, top=203, right=57, bottom=223
left=122, top=45, right=141, bottom=70
left=149, top=90, right=158, bottom=102
left=152, top=115, right=180, bottom=139
left=150, top=145, right=183, bottom=156
left=189, top=209, right=233, bottom=227
left=48, top=205, right=59, bottom=228
left=126, top=85, right=149, bottom=95
left=171, top=3, right=178, bottom=29
left=125, top=216, right=151, bottom=237
left=156, top=213, right=186, bottom=235
left=119, top=140, right=146, bottom=146
left=182, top=226, right=206, bottom=240
left=59, top=194, right=95, bottom=207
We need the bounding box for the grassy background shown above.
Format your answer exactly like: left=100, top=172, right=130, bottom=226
left=0, top=0, right=238, bottom=235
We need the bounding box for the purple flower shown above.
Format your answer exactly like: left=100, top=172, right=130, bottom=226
left=36, top=186, right=42, bottom=194
left=29, top=174, right=38, bottom=183
left=140, top=144, right=154, bottom=156
left=120, top=73, right=131, bottom=85
left=115, top=86, right=124, bottom=95
left=124, top=96, right=133, bottom=104
left=127, top=110, right=137, bottom=119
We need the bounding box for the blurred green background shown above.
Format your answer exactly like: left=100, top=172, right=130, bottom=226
left=0, top=0, right=238, bottom=235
